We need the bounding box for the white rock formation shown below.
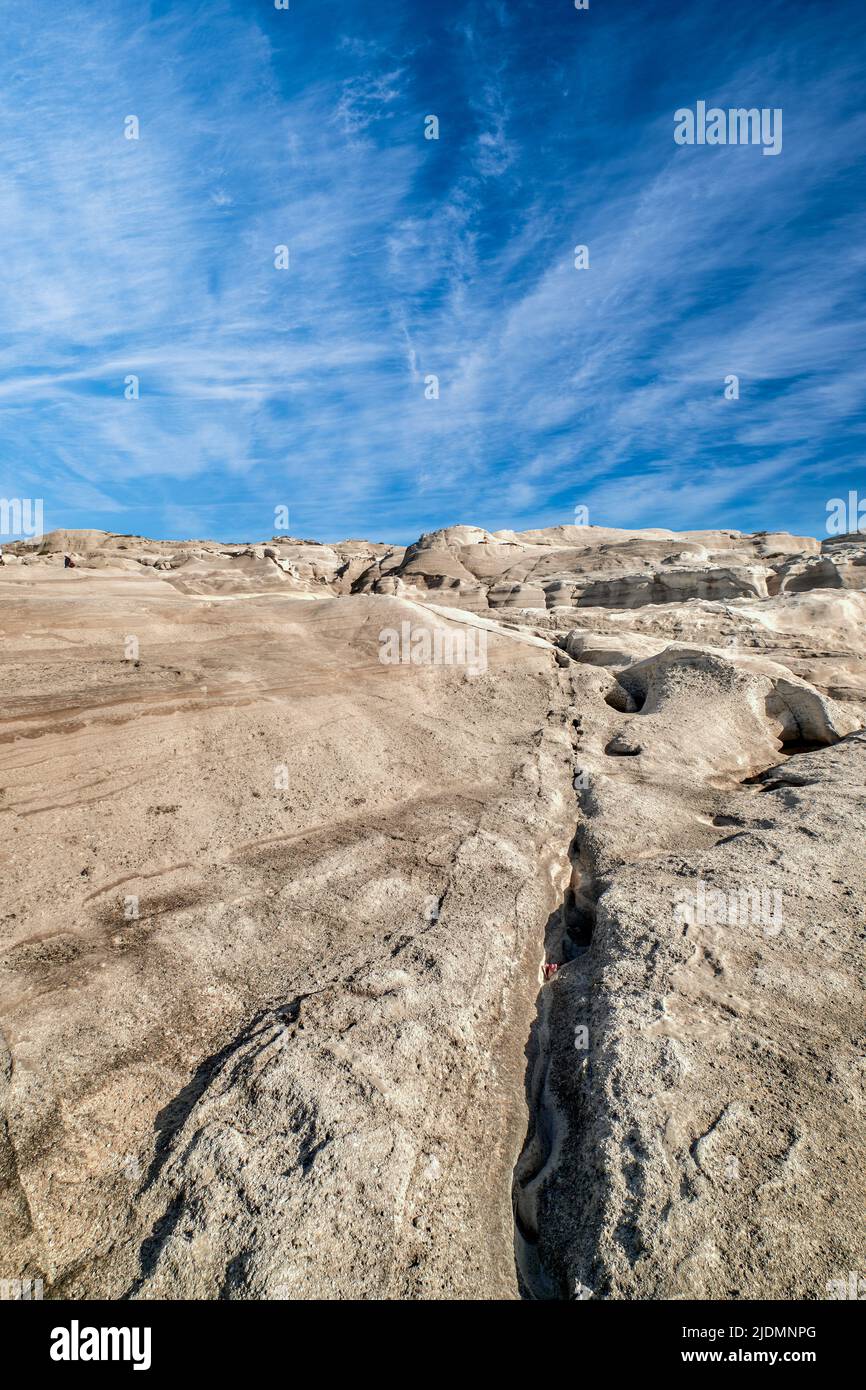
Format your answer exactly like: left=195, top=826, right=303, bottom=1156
left=0, top=523, right=863, bottom=1300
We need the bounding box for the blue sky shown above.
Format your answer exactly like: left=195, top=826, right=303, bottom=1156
left=1, top=0, right=864, bottom=543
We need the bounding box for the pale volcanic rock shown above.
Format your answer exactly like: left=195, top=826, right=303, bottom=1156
left=350, top=525, right=820, bottom=613
left=0, top=520, right=863, bottom=1302
left=575, top=565, right=771, bottom=608
left=520, top=727, right=866, bottom=1299
left=0, top=567, right=576, bottom=1298
left=775, top=534, right=866, bottom=594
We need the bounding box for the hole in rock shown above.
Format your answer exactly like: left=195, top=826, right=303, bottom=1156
left=604, top=736, right=642, bottom=756
left=778, top=739, right=829, bottom=756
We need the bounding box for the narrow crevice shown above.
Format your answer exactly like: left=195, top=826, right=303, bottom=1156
left=511, top=825, right=604, bottom=1300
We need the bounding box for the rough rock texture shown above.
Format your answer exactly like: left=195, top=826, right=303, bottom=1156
left=0, top=524, right=863, bottom=1300
left=520, top=725, right=866, bottom=1299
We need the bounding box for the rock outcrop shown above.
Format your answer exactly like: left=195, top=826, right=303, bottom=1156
left=0, top=521, right=863, bottom=1300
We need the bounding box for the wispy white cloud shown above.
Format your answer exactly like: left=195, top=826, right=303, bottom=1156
left=334, top=68, right=405, bottom=135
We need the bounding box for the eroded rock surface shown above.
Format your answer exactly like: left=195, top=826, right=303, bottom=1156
left=0, top=524, right=863, bottom=1299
